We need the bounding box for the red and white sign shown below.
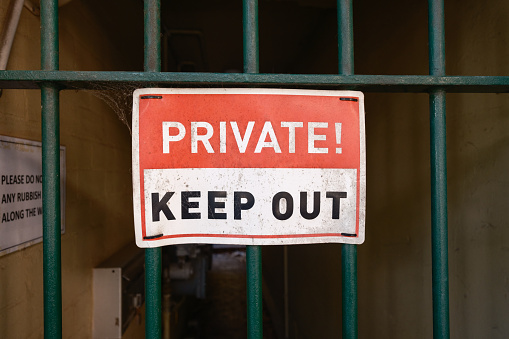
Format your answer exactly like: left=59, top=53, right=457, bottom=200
left=132, top=88, right=365, bottom=247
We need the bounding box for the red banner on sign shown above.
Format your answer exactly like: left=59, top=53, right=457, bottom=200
left=138, top=94, right=360, bottom=169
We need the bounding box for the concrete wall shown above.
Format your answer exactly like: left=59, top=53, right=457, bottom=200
left=0, top=1, right=143, bottom=337
left=264, top=1, right=509, bottom=338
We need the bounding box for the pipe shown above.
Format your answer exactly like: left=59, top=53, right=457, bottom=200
left=0, top=0, right=25, bottom=70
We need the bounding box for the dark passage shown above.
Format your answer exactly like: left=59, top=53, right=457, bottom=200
left=201, top=249, right=278, bottom=339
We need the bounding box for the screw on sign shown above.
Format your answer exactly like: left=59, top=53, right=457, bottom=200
left=132, top=88, right=366, bottom=247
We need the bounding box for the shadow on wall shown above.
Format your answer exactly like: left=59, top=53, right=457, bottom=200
left=447, top=93, right=509, bottom=339
left=60, top=90, right=137, bottom=337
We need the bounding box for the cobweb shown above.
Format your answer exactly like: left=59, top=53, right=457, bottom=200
left=81, top=82, right=160, bottom=135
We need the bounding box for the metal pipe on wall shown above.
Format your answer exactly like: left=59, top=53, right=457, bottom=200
left=0, top=0, right=25, bottom=70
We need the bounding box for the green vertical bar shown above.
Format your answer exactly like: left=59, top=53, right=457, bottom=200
left=145, top=247, right=162, bottom=339
left=144, top=0, right=162, bottom=338
left=247, top=246, right=263, bottom=339
left=428, top=0, right=450, bottom=338
left=243, top=1, right=262, bottom=338
left=338, top=0, right=354, bottom=76
left=342, top=244, right=357, bottom=338
left=338, top=1, right=358, bottom=338
left=243, top=0, right=259, bottom=74
left=144, top=0, right=161, bottom=73
left=429, top=0, right=445, bottom=77
left=40, top=0, right=62, bottom=338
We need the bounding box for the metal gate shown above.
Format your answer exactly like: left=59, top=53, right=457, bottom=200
left=2, top=0, right=509, bottom=338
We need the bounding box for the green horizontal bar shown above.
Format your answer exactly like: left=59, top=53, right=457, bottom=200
left=2, top=71, right=509, bottom=93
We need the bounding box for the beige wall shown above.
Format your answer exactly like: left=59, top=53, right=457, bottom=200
left=0, top=1, right=143, bottom=338
left=266, top=1, right=509, bottom=338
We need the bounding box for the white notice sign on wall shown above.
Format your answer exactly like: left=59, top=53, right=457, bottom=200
left=0, top=136, right=66, bottom=256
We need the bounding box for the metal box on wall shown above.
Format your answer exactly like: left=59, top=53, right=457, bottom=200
left=93, top=243, right=144, bottom=338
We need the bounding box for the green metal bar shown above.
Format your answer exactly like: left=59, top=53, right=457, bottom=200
left=144, top=0, right=161, bottom=73
left=338, top=0, right=354, bottom=75
left=145, top=247, right=162, bottom=338
left=338, top=1, right=358, bottom=338
left=41, top=1, right=59, bottom=71
left=243, top=0, right=259, bottom=74
left=429, top=90, right=449, bottom=339
left=4, top=71, right=509, bottom=92
left=243, top=0, right=262, bottom=338
left=144, top=0, right=162, bottom=338
left=342, top=244, right=358, bottom=338
left=247, top=246, right=263, bottom=339
left=41, top=86, right=61, bottom=339
left=428, top=0, right=450, bottom=338
left=40, top=0, right=62, bottom=338
left=429, top=0, right=445, bottom=77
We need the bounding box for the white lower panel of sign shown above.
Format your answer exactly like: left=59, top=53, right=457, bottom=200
left=139, top=168, right=363, bottom=246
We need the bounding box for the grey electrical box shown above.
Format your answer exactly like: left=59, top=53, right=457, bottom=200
left=93, top=243, right=144, bottom=338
